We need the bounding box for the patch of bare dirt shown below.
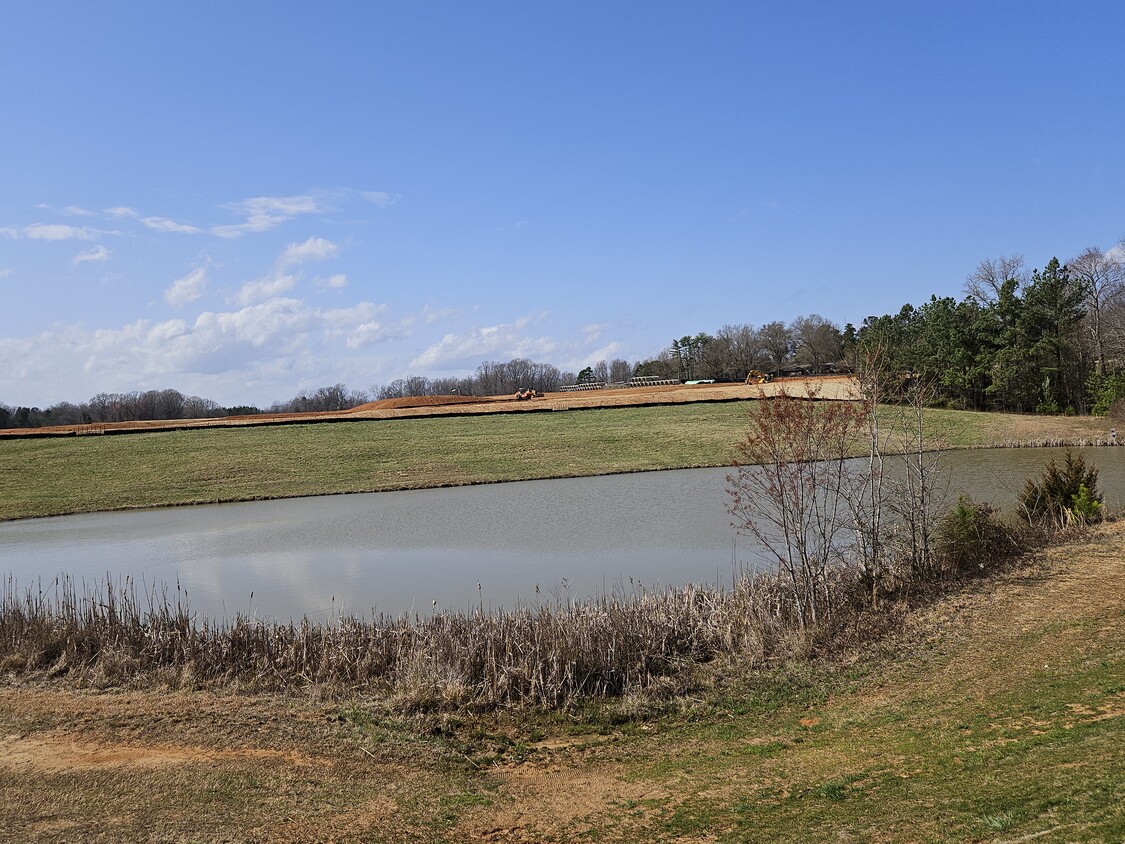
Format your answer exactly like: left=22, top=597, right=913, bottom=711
left=350, top=394, right=502, bottom=412
left=0, top=687, right=439, bottom=843
left=475, top=760, right=672, bottom=842
left=0, top=734, right=316, bottom=773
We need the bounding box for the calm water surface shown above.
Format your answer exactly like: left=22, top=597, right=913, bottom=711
left=2, top=447, right=1123, bottom=620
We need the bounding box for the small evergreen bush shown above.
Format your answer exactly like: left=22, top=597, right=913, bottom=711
left=1018, top=451, right=1103, bottom=528
left=935, top=496, right=1018, bottom=574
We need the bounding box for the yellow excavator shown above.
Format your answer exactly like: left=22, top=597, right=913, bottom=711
left=744, top=370, right=772, bottom=385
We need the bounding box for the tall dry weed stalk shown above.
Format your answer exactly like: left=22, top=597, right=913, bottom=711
left=1, top=571, right=820, bottom=709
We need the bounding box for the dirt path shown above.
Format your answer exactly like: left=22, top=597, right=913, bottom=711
left=1, top=523, right=1121, bottom=842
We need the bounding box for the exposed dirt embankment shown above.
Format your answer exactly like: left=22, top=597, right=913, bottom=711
left=0, top=376, right=861, bottom=438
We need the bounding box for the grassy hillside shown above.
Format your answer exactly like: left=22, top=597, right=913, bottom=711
left=0, top=402, right=1114, bottom=520
left=1, top=521, right=1120, bottom=842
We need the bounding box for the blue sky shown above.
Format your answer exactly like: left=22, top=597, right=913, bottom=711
left=2, top=1, right=1123, bottom=408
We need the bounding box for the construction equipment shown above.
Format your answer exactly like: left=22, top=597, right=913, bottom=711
left=513, top=388, right=541, bottom=400
left=744, top=370, right=772, bottom=385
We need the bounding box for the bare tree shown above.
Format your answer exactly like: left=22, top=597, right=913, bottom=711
left=608, top=358, right=632, bottom=383
left=1068, top=245, right=1125, bottom=375
left=757, top=321, right=793, bottom=375
left=964, top=254, right=1028, bottom=305
left=792, top=314, right=843, bottom=372
left=847, top=342, right=894, bottom=606
left=182, top=395, right=224, bottom=419
left=888, top=375, right=946, bottom=581
left=46, top=402, right=85, bottom=425
left=157, top=388, right=186, bottom=420
left=714, top=323, right=766, bottom=379
left=728, top=388, right=865, bottom=627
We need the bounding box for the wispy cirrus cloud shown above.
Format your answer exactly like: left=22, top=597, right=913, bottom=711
left=3, top=223, right=101, bottom=241
left=354, top=190, right=396, bottom=207
left=142, top=216, right=201, bottom=234
left=23, top=189, right=391, bottom=244
left=72, top=245, right=111, bottom=265
left=164, top=265, right=209, bottom=307
left=211, top=195, right=323, bottom=239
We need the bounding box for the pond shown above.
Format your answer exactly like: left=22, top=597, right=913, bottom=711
left=2, top=447, right=1123, bottom=621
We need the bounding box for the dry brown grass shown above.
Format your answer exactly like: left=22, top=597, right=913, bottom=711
left=0, top=572, right=821, bottom=707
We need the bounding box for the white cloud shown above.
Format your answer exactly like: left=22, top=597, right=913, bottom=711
left=233, top=273, right=298, bottom=307
left=63, top=205, right=96, bottom=217
left=357, top=190, right=396, bottom=207
left=1107, top=243, right=1125, bottom=262
left=0, top=297, right=399, bottom=405
left=347, top=321, right=395, bottom=349
left=165, top=265, right=209, bottom=307
left=72, top=245, right=111, bottom=265
left=103, top=207, right=139, bottom=218
left=0, top=268, right=11, bottom=279
left=279, top=236, right=339, bottom=268
left=572, top=342, right=625, bottom=369
left=21, top=223, right=99, bottom=241
left=423, top=305, right=459, bottom=323
left=409, top=316, right=557, bottom=369
left=317, top=273, right=348, bottom=290
left=211, top=194, right=323, bottom=239
left=142, top=216, right=201, bottom=234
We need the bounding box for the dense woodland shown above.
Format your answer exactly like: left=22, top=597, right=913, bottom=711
left=4, top=244, right=1124, bottom=428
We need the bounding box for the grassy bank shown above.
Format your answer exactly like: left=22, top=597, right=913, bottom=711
left=0, top=402, right=1114, bottom=520
left=1, top=522, right=1120, bottom=842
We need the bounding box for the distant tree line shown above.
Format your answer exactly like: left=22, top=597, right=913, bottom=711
left=0, top=389, right=229, bottom=429
left=6, top=241, right=1123, bottom=428
left=630, top=315, right=846, bottom=383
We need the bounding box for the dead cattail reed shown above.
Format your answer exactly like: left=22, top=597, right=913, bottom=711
left=1, top=570, right=821, bottom=709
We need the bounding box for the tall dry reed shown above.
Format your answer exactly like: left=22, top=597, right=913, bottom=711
left=1, top=571, right=825, bottom=709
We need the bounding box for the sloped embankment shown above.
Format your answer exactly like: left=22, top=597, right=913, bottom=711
left=0, top=523, right=1121, bottom=842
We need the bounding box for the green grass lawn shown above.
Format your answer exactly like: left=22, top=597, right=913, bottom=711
left=0, top=403, right=1113, bottom=520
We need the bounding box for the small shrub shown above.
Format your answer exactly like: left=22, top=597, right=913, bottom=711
left=1070, top=484, right=1103, bottom=524
left=1018, top=451, right=1103, bottom=528
left=935, top=496, right=1019, bottom=574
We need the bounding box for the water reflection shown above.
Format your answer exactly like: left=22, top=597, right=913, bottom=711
left=2, top=446, right=1123, bottom=620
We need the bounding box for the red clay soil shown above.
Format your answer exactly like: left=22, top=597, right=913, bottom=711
left=0, top=376, right=861, bottom=439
